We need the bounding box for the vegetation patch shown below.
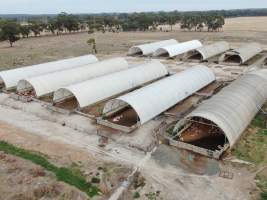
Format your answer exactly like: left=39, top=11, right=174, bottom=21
left=0, top=141, right=100, bottom=198
left=233, top=105, right=267, bottom=199
left=233, top=110, right=267, bottom=165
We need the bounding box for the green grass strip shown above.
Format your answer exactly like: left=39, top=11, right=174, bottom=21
left=0, top=141, right=100, bottom=197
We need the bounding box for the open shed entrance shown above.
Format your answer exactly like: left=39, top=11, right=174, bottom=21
left=0, top=79, right=5, bottom=90
left=78, top=101, right=107, bottom=118
left=97, top=101, right=140, bottom=132
left=186, top=50, right=203, bottom=62
left=50, top=95, right=79, bottom=114
left=128, top=47, right=143, bottom=56
left=12, top=81, right=36, bottom=102
left=169, top=117, right=229, bottom=159
left=222, top=54, right=242, bottom=65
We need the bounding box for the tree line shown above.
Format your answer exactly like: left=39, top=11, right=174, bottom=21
left=1, top=8, right=267, bottom=47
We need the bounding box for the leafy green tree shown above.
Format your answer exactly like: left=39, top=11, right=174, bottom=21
left=0, top=20, right=20, bottom=47
left=47, top=18, right=57, bottom=35
left=28, top=21, right=43, bottom=36
left=20, top=25, right=31, bottom=38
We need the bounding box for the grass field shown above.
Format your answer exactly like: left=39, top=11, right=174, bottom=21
left=0, top=141, right=100, bottom=198
left=0, top=16, right=267, bottom=70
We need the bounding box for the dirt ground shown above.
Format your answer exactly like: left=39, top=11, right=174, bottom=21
left=0, top=151, right=89, bottom=200
left=0, top=16, right=267, bottom=200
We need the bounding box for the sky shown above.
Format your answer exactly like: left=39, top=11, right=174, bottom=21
left=0, top=0, right=267, bottom=14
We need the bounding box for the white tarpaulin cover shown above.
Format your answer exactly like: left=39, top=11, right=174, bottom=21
left=180, top=72, right=267, bottom=147
left=128, top=39, right=178, bottom=56
left=0, top=55, right=98, bottom=90
left=53, top=61, right=168, bottom=108
left=154, top=40, right=202, bottom=58
left=17, top=57, right=128, bottom=97
left=187, top=41, right=230, bottom=61
left=103, top=65, right=215, bottom=124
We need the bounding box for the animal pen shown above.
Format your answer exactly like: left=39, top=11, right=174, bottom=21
left=185, top=41, right=230, bottom=62
left=52, top=61, right=168, bottom=116
left=98, top=65, right=215, bottom=132
left=170, top=72, right=267, bottom=159
left=128, top=39, right=178, bottom=56
left=153, top=40, right=202, bottom=58
left=219, top=43, right=262, bottom=65
left=15, top=58, right=128, bottom=103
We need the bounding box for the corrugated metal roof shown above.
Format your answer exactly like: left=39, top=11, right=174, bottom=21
left=53, top=61, right=168, bottom=108
left=103, top=65, right=215, bottom=124
left=219, top=43, right=262, bottom=64
left=17, top=58, right=128, bottom=97
left=128, top=39, right=178, bottom=56
left=153, top=40, right=202, bottom=58
left=0, top=55, right=98, bottom=90
left=181, top=73, right=267, bottom=147
left=191, top=41, right=230, bottom=61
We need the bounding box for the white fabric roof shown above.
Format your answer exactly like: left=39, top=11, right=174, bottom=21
left=193, top=41, right=230, bottom=61
left=153, top=40, right=202, bottom=58
left=0, top=55, right=98, bottom=90
left=53, top=61, right=168, bottom=108
left=103, top=65, right=215, bottom=124
left=181, top=73, right=267, bottom=147
left=128, top=39, right=178, bottom=56
left=17, top=58, right=128, bottom=97
left=220, top=43, right=262, bottom=64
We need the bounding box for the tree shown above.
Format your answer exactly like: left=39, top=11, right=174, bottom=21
left=0, top=20, right=20, bottom=47
left=87, top=38, right=97, bottom=54
left=47, top=18, right=57, bottom=35
left=20, top=25, right=31, bottom=38
left=28, top=21, right=43, bottom=36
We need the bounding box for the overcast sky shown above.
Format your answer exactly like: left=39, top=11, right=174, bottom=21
left=1, top=0, right=267, bottom=14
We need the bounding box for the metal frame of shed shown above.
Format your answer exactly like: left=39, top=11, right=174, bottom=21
left=153, top=40, right=202, bottom=58
left=98, top=65, right=215, bottom=132
left=0, top=55, right=98, bottom=91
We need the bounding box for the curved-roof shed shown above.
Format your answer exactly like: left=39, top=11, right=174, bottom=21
left=179, top=73, right=267, bottom=147
left=53, top=61, right=168, bottom=108
left=186, top=41, right=230, bottom=61
left=248, top=69, right=267, bottom=81
left=128, top=39, right=178, bottom=56
left=103, top=65, right=215, bottom=124
left=153, top=40, right=202, bottom=58
left=17, top=58, right=128, bottom=98
left=219, top=43, right=262, bottom=65
left=0, top=55, right=98, bottom=90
